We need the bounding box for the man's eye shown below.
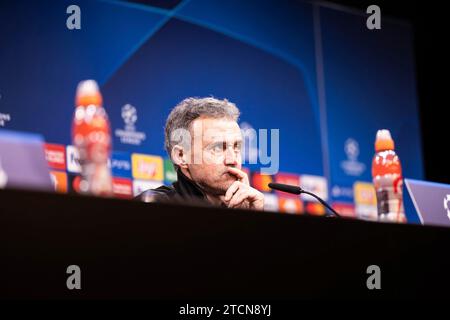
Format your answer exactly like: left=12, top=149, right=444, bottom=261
left=212, top=143, right=224, bottom=152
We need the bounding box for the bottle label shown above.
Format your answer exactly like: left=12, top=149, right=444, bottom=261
left=376, top=189, right=389, bottom=215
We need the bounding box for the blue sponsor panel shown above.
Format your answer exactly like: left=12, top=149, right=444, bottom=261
left=110, top=151, right=132, bottom=178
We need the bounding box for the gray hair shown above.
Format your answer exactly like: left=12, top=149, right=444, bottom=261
left=164, top=97, right=240, bottom=163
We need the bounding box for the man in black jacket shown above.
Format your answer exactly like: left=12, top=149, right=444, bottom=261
left=137, top=97, right=264, bottom=210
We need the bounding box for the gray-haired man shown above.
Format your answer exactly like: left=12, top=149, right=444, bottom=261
left=137, top=97, right=264, bottom=210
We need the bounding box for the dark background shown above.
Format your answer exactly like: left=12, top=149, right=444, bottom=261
left=127, top=0, right=449, bottom=184
left=330, top=0, right=448, bottom=184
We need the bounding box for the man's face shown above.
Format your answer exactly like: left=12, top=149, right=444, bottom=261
left=186, top=117, right=242, bottom=196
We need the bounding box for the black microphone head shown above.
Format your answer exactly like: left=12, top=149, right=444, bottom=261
left=268, top=182, right=302, bottom=195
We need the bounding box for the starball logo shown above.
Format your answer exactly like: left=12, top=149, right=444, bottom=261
left=0, top=112, right=11, bottom=127
left=340, top=138, right=366, bottom=177
left=115, top=104, right=146, bottom=146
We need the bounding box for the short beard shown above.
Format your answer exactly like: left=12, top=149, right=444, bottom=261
left=196, top=179, right=228, bottom=196
left=195, top=175, right=236, bottom=197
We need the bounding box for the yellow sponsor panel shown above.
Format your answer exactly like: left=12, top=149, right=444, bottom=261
left=131, top=153, right=164, bottom=181
left=354, top=181, right=377, bottom=206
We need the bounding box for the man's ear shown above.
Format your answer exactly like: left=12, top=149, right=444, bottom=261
left=171, top=145, right=189, bottom=169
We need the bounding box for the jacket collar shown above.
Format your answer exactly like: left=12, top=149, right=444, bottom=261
left=173, top=169, right=207, bottom=199
left=173, top=169, right=229, bottom=208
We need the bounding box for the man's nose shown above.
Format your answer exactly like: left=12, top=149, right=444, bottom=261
left=224, top=147, right=238, bottom=166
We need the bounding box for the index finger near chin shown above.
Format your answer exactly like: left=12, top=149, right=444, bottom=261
left=224, top=180, right=241, bottom=202
left=227, top=167, right=249, bottom=185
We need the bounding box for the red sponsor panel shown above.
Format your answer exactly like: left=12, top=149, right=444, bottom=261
left=112, top=177, right=133, bottom=199
left=251, top=172, right=273, bottom=192
left=305, top=202, right=326, bottom=216
left=67, top=174, right=81, bottom=194
left=274, top=173, right=300, bottom=198
left=44, top=143, right=66, bottom=170
left=332, top=202, right=356, bottom=218
left=278, top=196, right=303, bottom=214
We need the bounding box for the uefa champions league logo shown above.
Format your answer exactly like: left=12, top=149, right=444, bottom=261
left=115, top=104, right=146, bottom=146
left=444, top=194, right=450, bottom=221
left=344, top=138, right=359, bottom=161
left=0, top=91, right=8, bottom=127
left=340, top=137, right=366, bottom=176
left=0, top=112, right=11, bottom=127
left=121, top=104, right=138, bottom=130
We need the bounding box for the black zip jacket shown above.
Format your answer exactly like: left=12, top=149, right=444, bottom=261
left=136, top=169, right=220, bottom=207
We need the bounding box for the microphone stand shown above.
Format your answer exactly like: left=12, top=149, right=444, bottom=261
left=299, top=189, right=341, bottom=218
left=268, top=182, right=341, bottom=218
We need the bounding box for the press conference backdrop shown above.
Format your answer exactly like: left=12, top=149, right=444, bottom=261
left=0, top=0, right=423, bottom=221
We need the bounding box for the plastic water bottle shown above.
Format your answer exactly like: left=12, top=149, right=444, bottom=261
left=72, top=80, right=113, bottom=196
left=371, top=129, right=406, bottom=223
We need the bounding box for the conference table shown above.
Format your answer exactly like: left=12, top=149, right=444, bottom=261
left=1, top=188, right=449, bottom=299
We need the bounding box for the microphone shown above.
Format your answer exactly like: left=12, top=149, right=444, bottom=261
left=268, top=182, right=341, bottom=218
